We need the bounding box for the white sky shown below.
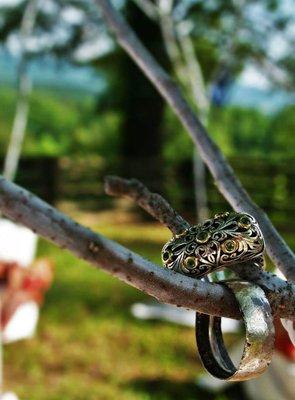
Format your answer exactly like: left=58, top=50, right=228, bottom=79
left=0, top=0, right=293, bottom=90
left=0, top=0, right=23, bottom=6
left=238, top=65, right=270, bottom=90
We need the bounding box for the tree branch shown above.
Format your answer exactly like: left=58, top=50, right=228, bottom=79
left=0, top=175, right=294, bottom=320
left=230, top=264, right=295, bottom=318
left=105, top=175, right=189, bottom=235
left=96, top=0, right=295, bottom=282
left=104, top=175, right=295, bottom=319
left=0, top=175, right=239, bottom=319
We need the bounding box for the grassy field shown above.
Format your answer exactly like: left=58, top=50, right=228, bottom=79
left=4, top=211, right=293, bottom=400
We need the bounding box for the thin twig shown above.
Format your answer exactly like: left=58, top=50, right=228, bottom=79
left=0, top=175, right=294, bottom=319
left=96, top=0, right=295, bottom=281
left=105, top=175, right=190, bottom=235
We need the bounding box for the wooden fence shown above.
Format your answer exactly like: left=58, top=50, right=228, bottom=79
left=2, top=155, right=294, bottom=231
left=0, top=157, right=58, bottom=204
left=171, top=156, right=295, bottom=231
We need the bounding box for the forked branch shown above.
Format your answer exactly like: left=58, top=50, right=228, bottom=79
left=96, top=0, right=295, bottom=282
left=105, top=176, right=295, bottom=318
left=105, top=175, right=189, bottom=235
left=0, top=175, right=294, bottom=319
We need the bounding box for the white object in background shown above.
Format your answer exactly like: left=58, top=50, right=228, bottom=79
left=0, top=220, right=37, bottom=268
left=131, top=302, right=240, bottom=332
left=0, top=392, right=19, bottom=400
left=131, top=303, right=196, bottom=326
left=0, top=220, right=39, bottom=343
left=2, top=302, right=39, bottom=344
left=281, top=319, right=295, bottom=346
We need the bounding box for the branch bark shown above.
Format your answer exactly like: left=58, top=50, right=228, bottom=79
left=96, top=0, right=295, bottom=282
left=104, top=175, right=295, bottom=320
left=0, top=175, right=294, bottom=320
left=0, top=175, right=238, bottom=318
left=105, top=175, right=190, bottom=235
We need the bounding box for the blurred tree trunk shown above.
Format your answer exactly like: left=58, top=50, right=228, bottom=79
left=3, top=0, right=39, bottom=182
left=3, top=72, right=31, bottom=182
left=118, top=2, right=167, bottom=191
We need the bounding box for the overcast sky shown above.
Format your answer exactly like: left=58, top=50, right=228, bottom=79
left=0, top=0, right=294, bottom=90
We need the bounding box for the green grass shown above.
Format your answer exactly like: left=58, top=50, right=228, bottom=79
left=4, top=215, right=281, bottom=400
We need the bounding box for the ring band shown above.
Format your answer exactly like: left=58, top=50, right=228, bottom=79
left=195, top=280, right=275, bottom=381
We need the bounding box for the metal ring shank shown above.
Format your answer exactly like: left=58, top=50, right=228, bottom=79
left=195, top=281, right=275, bottom=381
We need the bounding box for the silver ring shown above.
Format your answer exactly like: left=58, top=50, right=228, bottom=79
left=195, top=280, right=275, bottom=381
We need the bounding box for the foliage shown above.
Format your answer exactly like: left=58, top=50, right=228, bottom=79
left=0, top=1, right=293, bottom=87
left=208, top=107, right=270, bottom=156
left=266, top=105, right=295, bottom=156
left=0, top=0, right=98, bottom=59
left=0, top=0, right=293, bottom=188
left=0, top=86, right=121, bottom=159
left=1, top=86, right=294, bottom=162
left=163, top=104, right=295, bottom=167
left=173, top=0, right=294, bottom=90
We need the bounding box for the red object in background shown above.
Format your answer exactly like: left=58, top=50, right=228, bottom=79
left=0, top=259, right=54, bottom=329
left=274, top=318, right=295, bottom=362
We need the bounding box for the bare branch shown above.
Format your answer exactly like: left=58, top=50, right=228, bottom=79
left=104, top=175, right=295, bottom=319
left=96, top=0, right=295, bottom=281
left=0, top=175, right=240, bottom=319
left=176, top=20, right=210, bottom=116
left=157, top=0, right=188, bottom=88
left=105, top=175, right=190, bottom=235
left=0, top=176, right=294, bottom=319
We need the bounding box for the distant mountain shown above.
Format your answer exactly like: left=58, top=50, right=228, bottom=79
left=0, top=49, right=294, bottom=111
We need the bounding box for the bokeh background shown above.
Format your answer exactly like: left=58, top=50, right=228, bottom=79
left=0, top=0, right=294, bottom=399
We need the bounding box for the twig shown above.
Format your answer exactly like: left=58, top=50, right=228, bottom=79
left=0, top=175, right=294, bottom=319
left=0, top=175, right=239, bottom=319
left=105, top=175, right=190, bottom=235
left=104, top=175, right=295, bottom=319
left=96, top=0, right=295, bottom=282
